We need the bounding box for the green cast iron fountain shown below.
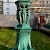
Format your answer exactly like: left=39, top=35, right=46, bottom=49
left=11, top=0, right=34, bottom=50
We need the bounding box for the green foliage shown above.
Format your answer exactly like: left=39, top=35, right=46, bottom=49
left=0, top=28, right=16, bottom=50
left=44, top=24, right=50, bottom=29
left=31, top=31, right=50, bottom=50
left=0, top=28, right=50, bottom=50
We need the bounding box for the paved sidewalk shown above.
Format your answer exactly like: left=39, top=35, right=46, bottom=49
left=0, top=15, right=18, bottom=27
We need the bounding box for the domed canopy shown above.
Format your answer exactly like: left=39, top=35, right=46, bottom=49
left=18, top=0, right=30, bottom=1
left=15, top=0, right=31, bottom=5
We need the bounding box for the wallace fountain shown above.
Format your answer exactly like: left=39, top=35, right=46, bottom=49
left=11, top=0, right=34, bottom=50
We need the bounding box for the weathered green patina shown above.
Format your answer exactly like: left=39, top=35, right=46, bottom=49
left=11, top=0, right=34, bottom=50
